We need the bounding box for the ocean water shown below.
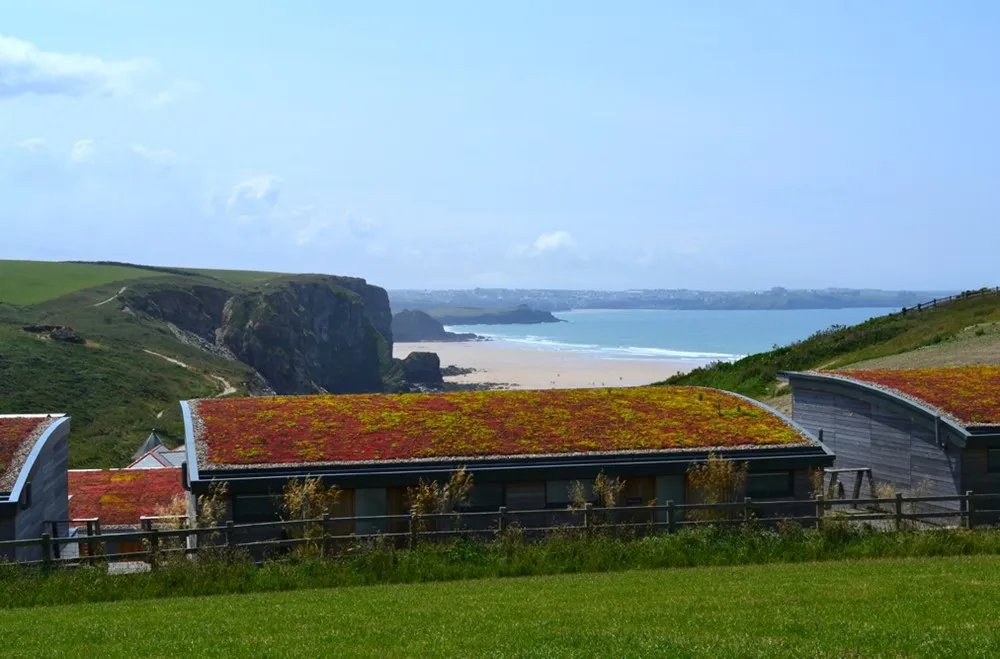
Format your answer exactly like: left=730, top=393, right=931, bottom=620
left=446, top=308, right=894, bottom=362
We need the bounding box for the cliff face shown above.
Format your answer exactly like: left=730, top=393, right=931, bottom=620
left=129, top=275, right=395, bottom=395
left=219, top=281, right=385, bottom=394
left=392, top=309, right=477, bottom=342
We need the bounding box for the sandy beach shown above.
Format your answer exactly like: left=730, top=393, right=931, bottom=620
left=394, top=341, right=701, bottom=390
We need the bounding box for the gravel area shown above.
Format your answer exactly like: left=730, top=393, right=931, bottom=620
left=0, top=415, right=61, bottom=491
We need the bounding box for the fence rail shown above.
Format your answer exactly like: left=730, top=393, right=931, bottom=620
left=897, top=287, right=1000, bottom=315
left=2, top=491, right=997, bottom=568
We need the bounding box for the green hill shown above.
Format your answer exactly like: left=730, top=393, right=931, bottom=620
left=0, top=261, right=393, bottom=468
left=662, top=288, right=1000, bottom=398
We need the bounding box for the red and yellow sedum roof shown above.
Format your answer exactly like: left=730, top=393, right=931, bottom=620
left=831, top=366, right=1000, bottom=426
left=1, top=415, right=61, bottom=490
left=191, top=387, right=809, bottom=468
left=69, top=469, right=185, bottom=527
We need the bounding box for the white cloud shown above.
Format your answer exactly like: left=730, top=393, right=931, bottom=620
left=0, top=34, right=148, bottom=98
left=16, top=137, right=47, bottom=153
left=131, top=144, right=177, bottom=167
left=150, top=79, right=197, bottom=109
left=69, top=139, right=97, bottom=164
left=512, top=230, right=577, bottom=257
left=226, top=175, right=281, bottom=221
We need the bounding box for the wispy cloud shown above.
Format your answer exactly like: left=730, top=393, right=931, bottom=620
left=150, top=79, right=197, bottom=109
left=512, top=230, right=578, bottom=257
left=0, top=34, right=148, bottom=99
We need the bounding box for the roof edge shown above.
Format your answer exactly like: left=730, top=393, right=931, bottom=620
left=181, top=400, right=199, bottom=484
left=7, top=416, right=70, bottom=505
left=781, top=370, right=971, bottom=446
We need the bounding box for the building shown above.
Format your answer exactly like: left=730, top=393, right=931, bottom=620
left=0, top=414, right=71, bottom=562
left=180, top=387, right=833, bottom=532
left=784, top=366, right=1000, bottom=515
left=68, top=468, right=186, bottom=555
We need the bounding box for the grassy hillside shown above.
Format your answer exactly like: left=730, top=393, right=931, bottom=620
left=664, top=289, right=1000, bottom=398
left=0, top=260, right=171, bottom=305
left=3, top=557, right=1000, bottom=656
left=0, top=275, right=257, bottom=466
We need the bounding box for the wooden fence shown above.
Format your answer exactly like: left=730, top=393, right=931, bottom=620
left=898, top=287, right=1000, bottom=315
left=1, top=491, right=996, bottom=569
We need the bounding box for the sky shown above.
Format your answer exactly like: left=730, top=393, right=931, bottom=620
left=1, top=1, right=998, bottom=291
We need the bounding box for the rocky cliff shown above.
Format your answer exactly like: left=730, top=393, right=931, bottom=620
left=392, top=309, right=478, bottom=342
left=129, top=275, right=396, bottom=395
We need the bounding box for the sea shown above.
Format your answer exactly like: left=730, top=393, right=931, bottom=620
left=445, top=308, right=895, bottom=363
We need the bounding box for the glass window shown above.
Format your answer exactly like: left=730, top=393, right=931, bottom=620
left=988, top=449, right=1000, bottom=472
left=457, top=482, right=504, bottom=511
left=231, top=494, right=280, bottom=524
left=546, top=479, right=596, bottom=506
left=746, top=472, right=794, bottom=499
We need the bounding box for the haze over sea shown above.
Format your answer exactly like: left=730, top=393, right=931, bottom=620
left=447, top=308, right=895, bottom=362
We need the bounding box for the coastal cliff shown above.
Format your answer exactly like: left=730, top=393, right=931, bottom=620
left=392, top=309, right=478, bottom=342
left=429, top=305, right=563, bottom=326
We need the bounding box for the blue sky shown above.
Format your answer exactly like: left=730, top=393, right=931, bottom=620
left=1, top=1, right=997, bottom=290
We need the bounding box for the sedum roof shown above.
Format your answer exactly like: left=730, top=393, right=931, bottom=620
left=189, top=386, right=811, bottom=469
left=68, top=468, right=185, bottom=527
left=0, top=414, right=61, bottom=491
left=828, top=366, right=1000, bottom=427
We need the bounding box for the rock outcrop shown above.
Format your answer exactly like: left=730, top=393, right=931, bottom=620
left=392, top=309, right=478, bottom=342
left=399, top=351, right=443, bottom=384
left=129, top=275, right=396, bottom=395
left=430, top=304, right=563, bottom=325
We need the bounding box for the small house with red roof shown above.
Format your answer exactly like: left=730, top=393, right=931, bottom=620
left=68, top=468, right=186, bottom=555
left=180, top=387, right=832, bottom=530
left=784, top=366, right=1000, bottom=514
left=0, top=414, right=71, bottom=562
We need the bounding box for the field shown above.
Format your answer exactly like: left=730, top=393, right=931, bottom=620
left=1, top=556, right=998, bottom=657
left=0, top=260, right=169, bottom=305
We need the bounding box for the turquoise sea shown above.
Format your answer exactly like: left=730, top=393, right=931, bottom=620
left=446, top=308, right=895, bottom=362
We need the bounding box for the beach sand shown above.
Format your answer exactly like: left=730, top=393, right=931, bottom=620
left=394, top=341, right=701, bottom=390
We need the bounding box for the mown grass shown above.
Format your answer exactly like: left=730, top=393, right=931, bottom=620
left=0, top=260, right=170, bottom=305
left=5, top=525, right=1000, bottom=609
left=2, top=556, right=999, bottom=657
left=662, top=289, right=1000, bottom=398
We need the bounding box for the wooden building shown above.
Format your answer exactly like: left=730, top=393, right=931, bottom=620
left=179, top=387, right=833, bottom=532
left=0, top=414, right=71, bottom=562
left=784, top=366, right=1000, bottom=514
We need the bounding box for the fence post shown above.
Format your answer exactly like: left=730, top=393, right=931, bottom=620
left=582, top=504, right=591, bottom=532
left=86, top=520, right=95, bottom=558
left=41, top=533, right=52, bottom=567
left=321, top=513, right=331, bottom=558
left=815, top=494, right=824, bottom=529
left=149, top=529, right=160, bottom=570
left=225, top=520, right=234, bottom=551
left=666, top=501, right=676, bottom=534
left=50, top=522, right=61, bottom=560
left=894, top=493, right=904, bottom=530
left=966, top=490, right=976, bottom=530
left=409, top=512, right=418, bottom=548
left=743, top=497, right=752, bottom=524
left=498, top=506, right=507, bottom=534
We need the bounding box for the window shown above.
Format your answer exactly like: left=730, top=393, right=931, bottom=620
left=456, top=482, right=504, bottom=511
left=988, top=449, right=1000, bottom=472
left=746, top=472, right=794, bottom=499
left=231, top=494, right=280, bottom=524
left=546, top=479, right=596, bottom=507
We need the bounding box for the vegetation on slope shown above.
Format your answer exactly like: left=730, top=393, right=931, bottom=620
left=0, top=260, right=171, bottom=305
left=0, top=261, right=396, bottom=467
left=662, top=289, right=1000, bottom=398
left=3, top=555, right=1000, bottom=656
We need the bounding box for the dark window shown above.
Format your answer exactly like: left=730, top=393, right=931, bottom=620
left=546, top=479, right=596, bottom=507
left=988, top=449, right=1000, bottom=472
left=746, top=472, right=794, bottom=499
left=456, top=482, right=504, bottom=511
left=231, top=493, right=280, bottom=524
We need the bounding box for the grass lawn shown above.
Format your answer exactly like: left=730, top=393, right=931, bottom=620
left=0, top=261, right=168, bottom=305
left=2, top=556, right=999, bottom=658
